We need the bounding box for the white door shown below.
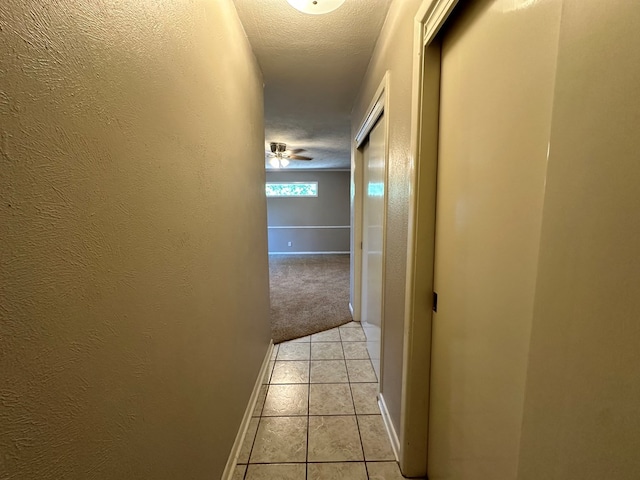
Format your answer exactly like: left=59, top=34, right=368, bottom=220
left=361, top=115, right=386, bottom=379
left=427, top=0, right=562, bottom=478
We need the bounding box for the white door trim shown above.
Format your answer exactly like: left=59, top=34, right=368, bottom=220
left=355, top=78, right=386, bottom=147
left=400, top=0, right=458, bottom=477
left=351, top=71, right=390, bottom=382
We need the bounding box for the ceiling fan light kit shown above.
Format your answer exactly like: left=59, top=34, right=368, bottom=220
left=286, top=0, right=346, bottom=15
left=270, top=157, right=290, bottom=168
left=267, top=142, right=313, bottom=168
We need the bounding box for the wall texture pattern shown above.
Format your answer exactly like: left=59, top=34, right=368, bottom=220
left=0, top=1, right=271, bottom=478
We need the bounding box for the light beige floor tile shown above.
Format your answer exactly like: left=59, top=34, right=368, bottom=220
left=253, top=384, right=268, bottom=417
left=339, top=321, right=362, bottom=329
left=277, top=342, right=311, bottom=361
left=367, top=462, right=418, bottom=479
left=346, top=360, right=378, bottom=382
left=250, top=417, right=307, bottom=463
left=351, top=383, right=380, bottom=414
left=343, top=342, right=370, bottom=360
left=271, top=345, right=279, bottom=360
left=358, top=415, right=395, bottom=461
left=271, top=361, right=310, bottom=384
left=309, top=384, right=354, bottom=415
left=308, top=415, right=363, bottom=462
left=307, top=462, right=367, bottom=480
left=263, top=384, right=308, bottom=416
left=311, top=328, right=341, bottom=342
left=310, top=360, right=348, bottom=383
left=340, top=328, right=367, bottom=342
left=311, top=342, right=344, bottom=360
left=237, top=417, right=259, bottom=463
left=246, top=463, right=306, bottom=480
left=232, top=464, right=247, bottom=480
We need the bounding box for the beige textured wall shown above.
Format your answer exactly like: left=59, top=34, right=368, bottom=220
left=351, top=0, right=423, bottom=433
left=0, top=1, right=271, bottom=478
left=355, top=0, right=640, bottom=476
left=518, top=1, right=640, bottom=478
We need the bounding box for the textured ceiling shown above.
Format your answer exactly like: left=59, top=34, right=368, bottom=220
left=233, top=0, right=392, bottom=170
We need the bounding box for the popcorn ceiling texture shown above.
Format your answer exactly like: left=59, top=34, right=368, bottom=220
left=0, top=0, right=271, bottom=478
left=233, top=0, right=392, bottom=170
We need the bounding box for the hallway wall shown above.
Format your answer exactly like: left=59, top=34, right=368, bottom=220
left=0, top=1, right=271, bottom=479
left=354, top=1, right=640, bottom=477
left=351, top=0, right=423, bottom=435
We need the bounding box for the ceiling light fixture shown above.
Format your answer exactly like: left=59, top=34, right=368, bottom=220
left=287, top=0, right=346, bottom=15
left=269, top=157, right=290, bottom=169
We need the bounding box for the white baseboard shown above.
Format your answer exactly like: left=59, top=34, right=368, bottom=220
left=378, top=392, right=400, bottom=463
left=349, top=302, right=354, bottom=319
left=221, top=341, right=273, bottom=480
left=268, top=251, right=350, bottom=255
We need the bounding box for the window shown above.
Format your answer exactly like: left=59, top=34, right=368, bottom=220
left=266, top=182, right=318, bottom=197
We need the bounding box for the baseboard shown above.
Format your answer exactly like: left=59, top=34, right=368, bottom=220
left=221, top=341, right=274, bottom=480
left=268, top=251, right=350, bottom=255
left=349, top=302, right=354, bottom=319
left=378, top=392, right=401, bottom=463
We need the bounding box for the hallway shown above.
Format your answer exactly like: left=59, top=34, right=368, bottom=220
left=234, top=322, right=412, bottom=480
left=2, top=0, right=640, bottom=478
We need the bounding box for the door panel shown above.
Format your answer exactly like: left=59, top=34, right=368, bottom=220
left=361, top=115, right=385, bottom=379
left=428, top=0, right=562, bottom=478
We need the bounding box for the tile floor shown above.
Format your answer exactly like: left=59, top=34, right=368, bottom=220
left=234, top=322, right=415, bottom=480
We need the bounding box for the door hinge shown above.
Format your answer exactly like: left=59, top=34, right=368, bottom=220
left=360, top=241, right=363, bottom=250
left=432, top=291, right=438, bottom=312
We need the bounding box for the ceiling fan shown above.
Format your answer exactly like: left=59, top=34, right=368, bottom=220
left=266, top=142, right=313, bottom=168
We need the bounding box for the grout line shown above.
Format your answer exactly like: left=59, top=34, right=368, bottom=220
left=242, top=356, right=278, bottom=480
left=305, top=348, right=311, bottom=480
left=242, top=460, right=395, bottom=465
left=259, top=413, right=383, bottom=418
left=243, top=417, right=260, bottom=479
left=340, top=334, right=371, bottom=480
left=258, top=325, right=379, bottom=477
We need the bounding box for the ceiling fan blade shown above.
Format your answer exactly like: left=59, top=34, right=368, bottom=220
left=288, top=149, right=306, bottom=154
left=289, top=155, right=313, bottom=161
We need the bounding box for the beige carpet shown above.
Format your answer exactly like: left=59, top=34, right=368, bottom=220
left=269, top=254, right=352, bottom=344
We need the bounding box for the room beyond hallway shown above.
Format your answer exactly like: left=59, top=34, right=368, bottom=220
left=269, top=254, right=352, bottom=343
left=233, top=322, right=418, bottom=480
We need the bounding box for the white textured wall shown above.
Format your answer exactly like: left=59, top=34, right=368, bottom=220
left=0, top=1, right=271, bottom=478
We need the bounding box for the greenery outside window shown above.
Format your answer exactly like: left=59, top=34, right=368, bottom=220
left=266, top=182, right=318, bottom=197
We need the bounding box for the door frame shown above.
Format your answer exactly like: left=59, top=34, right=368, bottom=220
left=351, top=72, right=390, bottom=382
left=400, top=0, right=459, bottom=476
